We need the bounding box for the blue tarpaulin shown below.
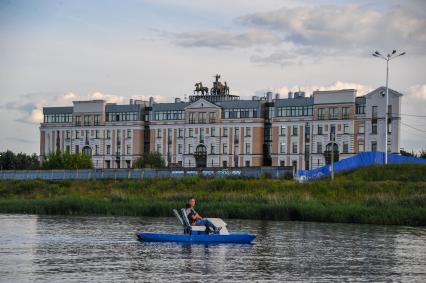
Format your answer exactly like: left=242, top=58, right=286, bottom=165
left=296, top=152, right=426, bottom=180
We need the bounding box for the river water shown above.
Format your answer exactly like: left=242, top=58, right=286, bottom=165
left=0, top=214, right=425, bottom=282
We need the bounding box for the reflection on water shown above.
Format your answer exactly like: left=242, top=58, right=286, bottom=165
left=0, top=214, right=425, bottom=282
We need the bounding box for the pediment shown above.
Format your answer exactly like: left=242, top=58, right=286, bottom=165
left=184, top=98, right=220, bottom=110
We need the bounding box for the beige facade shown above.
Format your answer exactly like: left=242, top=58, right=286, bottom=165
left=40, top=85, right=402, bottom=170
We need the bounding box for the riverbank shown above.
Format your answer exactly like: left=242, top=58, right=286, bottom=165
left=0, top=164, right=425, bottom=226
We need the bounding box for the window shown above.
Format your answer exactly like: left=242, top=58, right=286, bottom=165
left=178, top=128, right=183, bottom=138
left=292, top=126, right=298, bottom=136
left=223, top=144, right=228, bottom=154
left=209, top=112, right=217, bottom=123
left=235, top=145, right=239, bottom=155
left=371, top=141, right=377, bottom=152
left=94, top=115, right=100, bottom=125
left=199, top=112, right=206, bottom=123
left=153, top=111, right=183, bottom=121
left=75, top=145, right=80, bottom=153
left=318, top=125, right=323, bottom=135
left=245, top=160, right=250, bottom=167
left=200, top=128, right=205, bottom=142
left=343, top=124, right=349, bottom=134
left=342, top=107, right=350, bottom=119
left=107, top=145, right=111, bottom=154
left=343, top=142, right=349, bottom=153
left=66, top=130, right=70, bottom=139
left=75, top=116, right=81, bottom=126
left=372, top=106, right=378, bottom=119
left=167, top=129, right=172, bottom=141
left=189, top=113, right=195, bottom=124
left=189, top=128, right=194, bottom=137
left=178, top=144, right=183, bottom=154
left=330, top=107, right=338, bottom=119
left=359, top=124, right=365, bottom=134
left=292, top=143, right=298, bottom=154
left=372, top=122, right=377, bottom=135
left=188, top=144, right=193, bottom=154
left=75, top=130, right=80, bottom=139
left=245, top=143, right=251, bottom=154
left=84, top=115, right=90, bottom=126
left=318, top=108, right=325, bottom=120
left=223, top=128, right=228, bottom=137
left=280, top=126, right=286, bottom=136
left=277, top=106, right=313, bottom=117
left=211, top=144, right=216, bottom=154
left=127, top=145, right=131, bottom=154
left=157, top=129, right=162, bottom=138
left=156, top=144, right=162, bottom=153
left=330, top=124, right=336, bottom=141
left=211, top=127, right=216, bottom=137
left=356, top=103, right=365, bottom=114
left=106, top=130, right=111, bottom=139
left=317, top=143, right=322, bottom=154
left=280, top=142, right=286, bottom=153
left=245, top=127, right=251, bottom=137
left=127, top=129, right=132, bottom=138
left=66, top=145, right=70, bottom=153
left=358, top=140, right=364, bottom=152
left=235, top=128, right=240, bottom=140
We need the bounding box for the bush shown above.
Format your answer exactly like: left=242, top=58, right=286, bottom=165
left=42, top=152, right=93, bottom=169
left=133, top=152, right=165, bottom=168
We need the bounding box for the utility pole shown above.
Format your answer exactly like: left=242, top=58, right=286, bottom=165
left=372, top=50, right=405, bottom=164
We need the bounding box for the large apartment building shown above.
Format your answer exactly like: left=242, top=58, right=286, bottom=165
left=40, top=76, right=402, bottom=169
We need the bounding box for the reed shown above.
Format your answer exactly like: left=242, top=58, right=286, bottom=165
left=0, top=164, right=425, bottom=226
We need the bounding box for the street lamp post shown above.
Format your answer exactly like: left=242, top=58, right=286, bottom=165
left=372, top=50, right=405, bottom=164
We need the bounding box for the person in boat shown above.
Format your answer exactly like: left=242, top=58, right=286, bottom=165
left=185, top=196, right=219, bottom=233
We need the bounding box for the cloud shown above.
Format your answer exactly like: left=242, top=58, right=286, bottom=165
left=168, top=3, right=426, bottom=65
left=240, top=4, right=426, bottom=50
left=173, top=29, right=282, bottom=49
left=1, top=92, right=166, bottom=125
left=407, top=84, right=426, bottom=101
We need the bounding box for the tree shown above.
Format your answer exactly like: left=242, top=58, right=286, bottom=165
left=400, top=149, right=416, bottom=157
left=0, top=150, right=40, bottom=170
left=419, top=149, right=426, bottom=159
left=133, top=151, right=165, bottom=168
left=42, top=152, right=93, bottom=169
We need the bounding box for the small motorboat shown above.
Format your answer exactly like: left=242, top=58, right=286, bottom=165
left=136, top=209, right=256, bottom=244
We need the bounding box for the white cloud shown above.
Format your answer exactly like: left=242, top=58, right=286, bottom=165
left=407, top=84, right=426, bottom=101
left=173, top=29, right=282, bottom=49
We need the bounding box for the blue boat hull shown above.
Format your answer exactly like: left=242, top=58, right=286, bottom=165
left=137, top=232, right=256, bottom=244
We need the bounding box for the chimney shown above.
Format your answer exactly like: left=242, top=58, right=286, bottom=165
left=275, top=93, right=280, bottom=100
left=266, top=91, right=273, bottom=102
left=129, top=99, right=134, bottom=105
left=252, top=95, right=259, bottom=101
left=288, top=92, right=293, bottom=99
left=149, top=96, right=155, bottom=106
left=175, top=97, right=181, bottom=103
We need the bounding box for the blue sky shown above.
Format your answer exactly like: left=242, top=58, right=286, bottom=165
left=1, top=0, right=426, bottom=154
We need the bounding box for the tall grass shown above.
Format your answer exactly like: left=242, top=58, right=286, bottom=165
left=0, top=164, right=425, bottom=226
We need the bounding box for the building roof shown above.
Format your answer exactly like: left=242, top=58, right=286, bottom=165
left=355, top=96, right=366, bottom=104
left=105, top=104, right=144, bottom=112
left=215, top=99, right=262, bottom=109
left=43, top=107, right=73, bottom=115
left=151, top=102, right=190, bottom=111
left=274, top=97, right=314, bottom=107
left=365, top=86, right=404, bottom=97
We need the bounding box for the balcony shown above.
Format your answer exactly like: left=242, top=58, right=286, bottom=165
left=318, top=115, right=325, bottom=120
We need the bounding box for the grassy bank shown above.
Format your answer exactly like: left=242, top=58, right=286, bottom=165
left=0, top=164, right=425, bottom=226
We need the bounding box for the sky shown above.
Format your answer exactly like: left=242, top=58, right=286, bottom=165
left=0, top=0, right=425, bottom=154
